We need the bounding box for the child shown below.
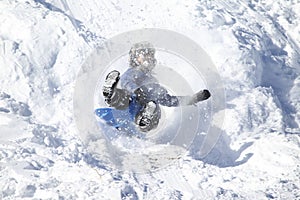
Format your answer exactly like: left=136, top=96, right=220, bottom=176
left=96, top=42, right=211, bottom=133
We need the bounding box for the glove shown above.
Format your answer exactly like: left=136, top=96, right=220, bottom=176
left=189, top=89, right=211, bottom=105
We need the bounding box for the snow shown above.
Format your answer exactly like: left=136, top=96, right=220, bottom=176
left=0, top=0, right=300, bottom=199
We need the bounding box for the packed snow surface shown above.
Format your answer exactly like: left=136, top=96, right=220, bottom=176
left=0, top=0, right=300, bottom=199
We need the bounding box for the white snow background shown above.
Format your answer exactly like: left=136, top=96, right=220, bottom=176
left=0, top=0, right=300, bottom=199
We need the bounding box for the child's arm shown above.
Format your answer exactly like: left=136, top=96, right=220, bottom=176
left=134, top=84, right=210, bottom=107
left=177, top=89, right=211, bottom=106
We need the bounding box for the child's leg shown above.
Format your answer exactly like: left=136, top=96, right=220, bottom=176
left=102, top=70, right=130, bottom=110
left=135, top=101, right=161, bottom=132
left=108, top=88, right=131, bottom=110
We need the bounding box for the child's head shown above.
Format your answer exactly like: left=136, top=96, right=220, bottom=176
left=129, top=42, right=157, bottom=73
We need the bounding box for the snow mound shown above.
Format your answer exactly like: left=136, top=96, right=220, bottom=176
left=0, top=0, right=299, bottom=199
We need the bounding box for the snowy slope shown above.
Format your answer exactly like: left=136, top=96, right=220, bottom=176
left=0, top=0, right=299, bottom=199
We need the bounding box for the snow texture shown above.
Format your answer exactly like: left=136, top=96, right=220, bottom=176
left=0, top=0, right=299, bottom=199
